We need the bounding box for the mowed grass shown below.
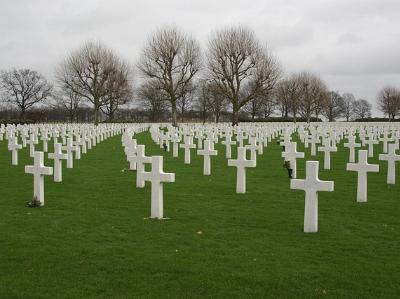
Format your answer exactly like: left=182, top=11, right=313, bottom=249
left=0, top=130, right=399, bottom=298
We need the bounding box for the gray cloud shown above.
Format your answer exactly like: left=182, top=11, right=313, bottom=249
left=0, top=0, right=399, bottom=116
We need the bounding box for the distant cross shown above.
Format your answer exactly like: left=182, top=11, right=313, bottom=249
left=279, top=134, right=291, bottom=151
left=281, top=142, right=305, bottom=179
left=26, top=133, right=38, bottom=157
left=379, top=144, right=400, bottom=184
left=8, top=136, right=22, bottom=165
left=221, top=134, right=236, bottom=159
left=78, top=134, right=88, bottom=154
left=245, top=137, right=259, bottom=162
left=73, top=135, right=82, bottom=159
left=291, top=161, right=334, bottom=233
left=126, top=139, right=138, bottom=170
left=41, top=132, right=50, bottom=152
left=25, top=151, right=53, bottom=206
left=180, top=136, right=196, bottom=164
left=228, top=147, right=256, bottom=193
left=131, top=145, right=152, bottom=188
left=139, top=156, right=175, bottom=219
left=171, top=134, right=181, bottom=158
left=308, top=134, right=320, bottom=156
left=379, top=132, right=393, bottom=154
left=62, top=137, right=76, bottom=169
left=48, top=142, right=68, bottom=182
left=344, top=135, right=361, bottom=163
left=364, top=135, right=378, bottom=158
left=236, top=131, right=247, bottom=147
left=346, top=150, right=379, bottom=202
left=196, top=133, right=205, bottom=149
left=197, top=139, right=218, bottom=175
left=318, top=139, right=337, bottom=170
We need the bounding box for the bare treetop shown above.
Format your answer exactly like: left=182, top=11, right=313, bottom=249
left=138, top=26, right=201, bottom=126
left=57, top=41, right=133, bottom=124
left=0, top=69, right=53, bottom=119
left=207, top=26, right=280, bottom=125
left=377, top=86, right=400, bottom=120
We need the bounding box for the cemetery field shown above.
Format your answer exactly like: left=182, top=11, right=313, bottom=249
left=0, top=131, right=399, bottom=298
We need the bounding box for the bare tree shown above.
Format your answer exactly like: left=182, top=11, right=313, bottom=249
left=275, top=76, right=300, bottom=121
left=100, top=60, right=134, bottom=121
left=57, top=41, right=133, bottom=125
left=274, top=80, right=290, bottom=118
left=260, top=96, right=276, bottom=118
left=242, top=98, right=263, bottom=120
left=341, top=93, right=356, bottom=121
left=207, top=81, right=229, bottom=123
left=0, top=69, right=53, bottom=119
left=323, top=91, right=344, bottom=122
left=136, top=81, right=168, bottom=122
left=296, top=72, right=328, bottom=123
left=377, top=86, right=400, bottom=120
left=353, top=99, right=372, bottom=120
left=196, top=79, right=211, bottom=124
left=207, top=26, right=280, bottom=125
left=243, top=91, right=275, bottom=120
left=137, top=26, right=201, bottom=126
left=53, top=89, right=83, bottom=122
left=177, top=83, right=196, bottom=122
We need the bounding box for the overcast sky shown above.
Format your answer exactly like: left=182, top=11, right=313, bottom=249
left=1, top=0, right=399, bottom=116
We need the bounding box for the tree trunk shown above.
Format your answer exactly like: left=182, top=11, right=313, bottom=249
left=232, top=109, right=239, bottom=126
left=20, top=108, right=26, bottom=121
left=171, top=101, right=177, bottom=127
left=94, top=104, right=100, bottom=126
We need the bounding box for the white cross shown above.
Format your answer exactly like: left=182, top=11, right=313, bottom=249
left=25, top=151, right=53, bottom=206
left=171, top=134, right=181, bottom=158
left=139, top=156, right=175, bottom=219
left=40, top=132, right=49, bottom=152
left=346, top=150, right=379, bottom=203
left=196, top=133, right=204, bottom=148
left=291, top=161, right=334, bottom=233
left=180, top=136, right=196, bottom=164
left=48, top=142, right=68, bottom=182
left=236, top=132, right=247, bottom=147
left=228, top=147, right=256, bottom=193
left=8, top=136, right=22, bottom=165
left=126, top=139, right=138, bottom=170
left=281, top=142, right=305, bottom=179
left=197, top=139, right=218, bottom=175
left=379, top=143, right=400, bottom=184
left=245, top=137, right=260, bottom=162
left=62, top=137, right=76, bottom=169
left=78, top=134, right=88, bottom=154
left=308, top=135, right=320, bottom=156
left=379, top=132, right=393, bottom=154
left=344, top=135, right=361, bottom=163
left=26, top=134, right=38, bottom=157
left=221, top=134, right=236, bottom=159
left=279, top=134, right=291, bottom=151
left=364, top=135, right=378, bottom=158
left=73, top=135, right=82, bottom=159
left=131, top=144, right=152, bottom=188
left=318, top=139, right=337, bottom=170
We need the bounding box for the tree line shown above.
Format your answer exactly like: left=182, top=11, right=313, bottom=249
left=0, top=26, right=399, bottom=125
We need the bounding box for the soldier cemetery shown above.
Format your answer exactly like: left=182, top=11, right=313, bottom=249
left=2, top=0, right=400, bottom=298
left=0, top=121, right=399, bottom=298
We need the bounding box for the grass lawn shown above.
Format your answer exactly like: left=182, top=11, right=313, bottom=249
left=0, top=131, right=399, bottom=298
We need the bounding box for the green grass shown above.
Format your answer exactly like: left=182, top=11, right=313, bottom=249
left=0, top=131, right=399, bottom=298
